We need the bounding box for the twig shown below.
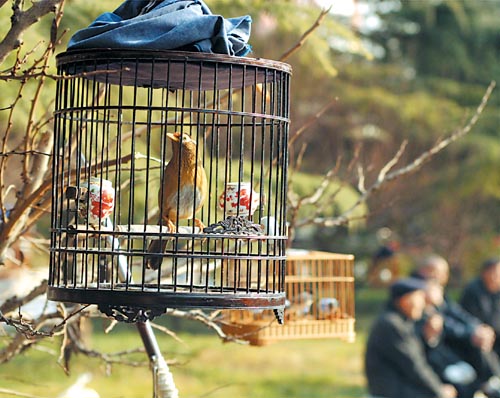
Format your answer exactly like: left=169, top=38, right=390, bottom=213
left=0, top=67, right=126, bottom=82
left=0, top=280, right=48, bottom=314
left=166, top=309, right=234, bottom=342
left=385, top=81, right=496, bottom=181
left=291, top=141, right=309, bottom=173
left=0, top=388, right=48, bottom=398
left=299, top=158, right=342, bottom=206
left=276, top=98, right=338, bottom=176
left=289, top=98, right=338, bottom=148
left=280, top=6, right=333, bottom=62
left=149, top=322, right=185, bottom=345
left=50, top=304, right=91, bottom=334
left=0, top=150, right=51, bottom=157
left=0, top=81, right=25, bottom=221
left=198, top=383, right=237, bottom=398
left=0, top=0, right=64, bottom=65
left=307, top=80, right=496, bottom=228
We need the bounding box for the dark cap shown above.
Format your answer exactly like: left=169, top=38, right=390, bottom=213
left=409, top=269, right=426, bottom=280
left=390, top=277, right=427, bottom=301
left=482, top=257, right=500, bottom=272
left=374, top=245, right=395, bottom=260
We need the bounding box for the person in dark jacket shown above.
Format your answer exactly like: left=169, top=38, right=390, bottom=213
left=417, top=278, right=480, bottom=398
left=365, top=277, right=457, bottom=398
left=415, top=255, right=500, bottom=398
left=461, top=258, right=500, bottom=359
left=413, top=255, right=487, bottom=345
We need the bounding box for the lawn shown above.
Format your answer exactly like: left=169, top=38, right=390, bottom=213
left=0, top=288, right=387, bottom=398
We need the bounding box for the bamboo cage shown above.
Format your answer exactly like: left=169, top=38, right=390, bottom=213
left=48, top=49, right=291, bottom=323
left=220, top=250, right=355, bottom=346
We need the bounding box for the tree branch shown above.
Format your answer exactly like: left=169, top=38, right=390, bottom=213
left=0, top=0, right=63, bottom=65
left=0, top=387, right=47, bottom=398
left=385, top=81, right=496, bottom=182
left=299, top=80, right=496, bottom=228
left=299, top=159, right=341, bottom=206
left=0, top=280, right=48, bottom=315
left=289, top=98, right=338, bottom=148
left=280, top=6, right=332, bottom=62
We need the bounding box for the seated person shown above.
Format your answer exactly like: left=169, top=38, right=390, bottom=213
left=417, top=278, right=479, bottom=398
left=461, top=258, right=500, bottom=359
left=365, top=277, right=457, bottom=398
left=413, top=254, right=500, bottom=397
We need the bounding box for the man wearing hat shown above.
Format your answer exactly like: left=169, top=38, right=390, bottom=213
left=365, top=277, right=457, bottom=398
left=461, top=258, right=500, bottom=359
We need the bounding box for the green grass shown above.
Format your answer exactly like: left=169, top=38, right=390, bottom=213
left=0, top=287, right=386, bottom=398
left=0, top=331, right=367, bottom=398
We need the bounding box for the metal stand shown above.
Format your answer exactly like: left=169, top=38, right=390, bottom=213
left=109, top=217, right=177, bottom=398
left=137, top=321, right=179, bottom=398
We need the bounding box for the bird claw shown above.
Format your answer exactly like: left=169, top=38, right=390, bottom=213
left=194, top=218, right=205, bottom=231
left=166, top=219, right=176, bottom=233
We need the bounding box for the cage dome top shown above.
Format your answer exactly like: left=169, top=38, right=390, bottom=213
left=56, top=49, right=292, bottom=90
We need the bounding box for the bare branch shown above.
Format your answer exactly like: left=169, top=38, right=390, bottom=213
left=280, top=6, right=332, bottom=62
left=0, top=80, right=25, bottom=220
left=385, top=81, right=496, bottom=182
left=0, top=387, right=47, bottom=398
left=0, top=0, right=62, bottom=65
left=0, top=0, right=63, bottom=65
left=357, top=164, right=366, bottom=194
left=289, top=98, right=337, bottom=148
left=308, top=80, right=496, bottom=228
left=300, top=160, right=341, bottom=206
left=0, top=150, right=51, bottom=157
left=70, top=343, right=149, bottom=368
left=0, top=280, right=48, bottom=314
left=376, top=140, right=408, bottom=182
left=292, top=142, right=309, bottom=173
left=166, top=309, right=236, bottom=342
left=150, top=322, right=185, bottom=345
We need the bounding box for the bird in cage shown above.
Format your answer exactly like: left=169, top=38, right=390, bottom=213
left=147, top=132, right=208, bottom=269
left=318, top=297, right=341, bottom=319
left=285, top=290, right=314, bottom=319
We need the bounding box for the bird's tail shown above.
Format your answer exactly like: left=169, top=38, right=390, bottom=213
left=147, top=239, right=168, bottom=270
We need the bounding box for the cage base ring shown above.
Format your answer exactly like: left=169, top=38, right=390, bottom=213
left=48, top=287, right=285, bottom=322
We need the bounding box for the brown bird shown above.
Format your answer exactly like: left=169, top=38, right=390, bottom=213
left=147, top=132, right=208, bottom=269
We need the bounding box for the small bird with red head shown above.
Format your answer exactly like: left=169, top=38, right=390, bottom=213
left=147, top=132, right=208, bottom=269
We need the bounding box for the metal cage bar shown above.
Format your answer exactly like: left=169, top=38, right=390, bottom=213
left=48, top=50, right=291, bottom=322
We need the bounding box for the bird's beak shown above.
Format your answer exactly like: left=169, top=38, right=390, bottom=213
left=167, top=132, right=195, bottom=144
left=166, top=132, right=180, bottom=142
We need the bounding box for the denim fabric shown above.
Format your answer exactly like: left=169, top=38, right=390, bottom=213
left=67, top=0, right=252, bottom=56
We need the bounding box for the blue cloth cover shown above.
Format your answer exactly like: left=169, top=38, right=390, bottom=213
left=67, top=0, right=252, bottom=56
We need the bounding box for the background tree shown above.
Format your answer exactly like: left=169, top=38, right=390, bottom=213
left=355, top=0, right=500, bottom=277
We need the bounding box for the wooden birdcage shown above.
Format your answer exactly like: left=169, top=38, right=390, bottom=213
left=48, top=49, right=291, bottom=323
left=220, top=250, right=355, bottom=346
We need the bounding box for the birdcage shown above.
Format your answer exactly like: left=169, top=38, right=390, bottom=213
left=220, top=250, right=355, bottom=346
left=48, top=49, right=291, bottom=323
